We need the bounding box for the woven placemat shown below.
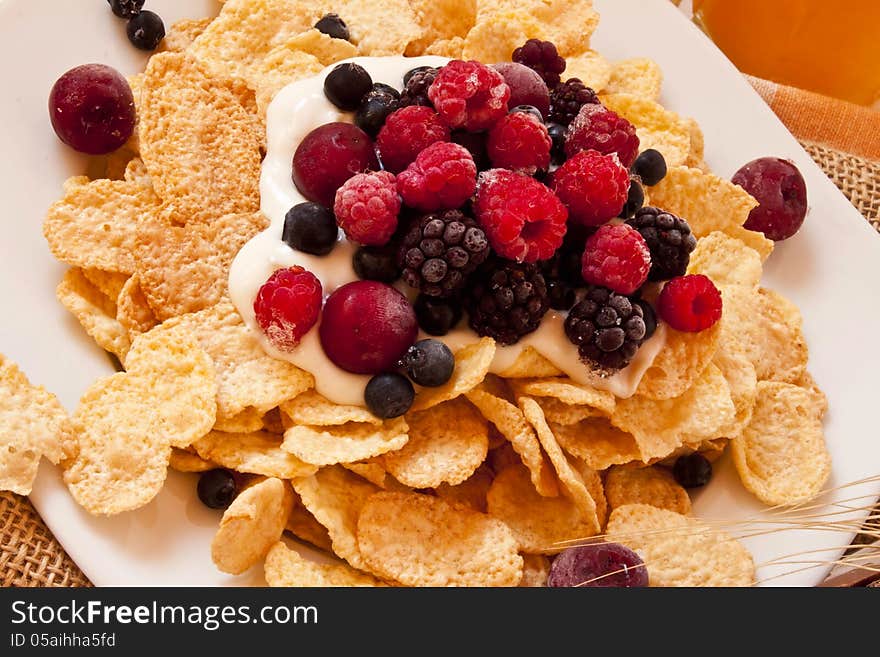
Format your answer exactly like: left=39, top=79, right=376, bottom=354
left=2, top=141, right=878, bottom=588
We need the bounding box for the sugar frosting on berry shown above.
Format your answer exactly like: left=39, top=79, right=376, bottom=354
left=228, top=56, right=666, bottom=406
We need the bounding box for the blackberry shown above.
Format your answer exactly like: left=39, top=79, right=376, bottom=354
left=399, top=67, right=438, bottom=108
left=548, top=78, right=599, bottom=126
left=512, top=39, right=566, bottom=87
left=626, top=207, right=697, bottom=281
left=564, top=286, right=647, bottom=372
left=399, top=210, right=490, bottom=297
left=464, top=260, right=549, bottom=345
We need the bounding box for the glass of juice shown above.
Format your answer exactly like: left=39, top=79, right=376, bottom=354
left=693, top=0, right=880, bottom=106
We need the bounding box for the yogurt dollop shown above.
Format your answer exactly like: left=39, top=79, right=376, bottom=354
left=228, top=56, right=666, bottom=406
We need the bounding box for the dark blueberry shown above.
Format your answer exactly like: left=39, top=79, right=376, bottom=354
left=108, top=0, right=144, bottom=19
left=364, top=373, right=415, bottom=419
left=282, top=202, right=338, bottom=255
left=403, top=66, right=432, bottom=86
left=452, top=130, right=489, bottom=170
left=126, top=10, right=165, bottom=51
left=353, top=245, right=401, bottom=283
left=371, top=83, right=400, bottom=100
left=673, top=453, right=712, bottom=488
left=324, top=63, right=373, bottom=111
left=634, top=299, right=657, bottom=340
left=314, top=13, right=350, bottom=41
left=510, top=105, right=544, bottom=122
left=620, top=178, right=645, bottom=218
left=355, top=90, right=400, bottom=138
left=547, top=122, right=566, bottom=165
left=400, top=339, right=455, bottom=387
left=197, top=469, right=238, bottom=510
left=632, top=148, right=668, bottom=186
left=414, top=295, right=462, bottom=336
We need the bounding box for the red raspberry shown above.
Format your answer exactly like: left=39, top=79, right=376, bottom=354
left=428, top=60, right=511, bottom=132
left=487, top=111, right=551, bottom=174
left=253, top=266, right=322, bottom=351
left=581, top=224, right=651, bottom=295
left=657, top=274, right=723, bottom=332
left=551, top=150, right=629, bottom=226
left=334, top=170, right=400, bottom=246
left=565, top=103, right=640, bottom=167
left=377, top=106, right=450, bottom=173
left=397, top=142, right=476, bottom=211
left=474, top=169, right=568, bottom=263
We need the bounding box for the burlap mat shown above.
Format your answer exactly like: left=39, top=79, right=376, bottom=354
left=1, top=141, right=878, bottom=588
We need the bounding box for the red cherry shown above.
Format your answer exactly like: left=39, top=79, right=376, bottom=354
left=292, top=122, right=379, bottom=207
left=319, top=281, right=418, bottom=374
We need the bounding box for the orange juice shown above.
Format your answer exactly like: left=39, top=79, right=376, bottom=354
left=693, top=0, right=880, bottom=106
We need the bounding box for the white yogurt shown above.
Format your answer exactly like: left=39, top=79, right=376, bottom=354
left=229, top=56, right=666, bottom=406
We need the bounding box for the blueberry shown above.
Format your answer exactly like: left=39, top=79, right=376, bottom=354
left=673, top=453, right=712, bottom=488
left=108, top=0, right=144, bottom=18
left=353, top=245, right=401, bottom=283
left=510, top=105, right=544, bottom=123
left=282, top=202, right=339, bottom=255
left=324, top=63, right=373, bottom=111
left=634, top=299, right=657, bottom=341
left=547, top=122, right=566, bottom=165
left=197, top=469, right=238, bottom=509
left=632, top=148, right=668, bottom=186
left=620, top=178, right=645, bottom=218
left=126, top=10, right=165, bottom=51
left=403, top=66, right=432, bottom=86
left=314, top=13, right=350, bottom=41
left=414, top=295, right=462, bottom=336
left=355, top=86, right=400, bottom=138
left=364, top=373, right=415, bottom=419
left=400, top=339, right=455, bottom=387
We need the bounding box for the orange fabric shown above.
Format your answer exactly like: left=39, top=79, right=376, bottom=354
left=745, top=76, right=880, bottom=162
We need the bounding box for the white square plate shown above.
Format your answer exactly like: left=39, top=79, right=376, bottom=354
left=3, top=0, right=878, bottom=586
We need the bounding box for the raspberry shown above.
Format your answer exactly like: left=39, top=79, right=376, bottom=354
left=548, top=78, right=599, bottom=126
left=377, top=105, right=450, bottom=173
left=512, top=39, right=566, bottom=87
left=581, top=224, right=651, bottom=295
left=551, top=150, right=629, bottom=226
left=399, top=67, right=438, bottom=108
left=657, top=274, right=722, bottom=333
left=397, top=142, right=477, bottom=211
left=427, top=60, right=510, bottom=132
left=474, top=169, right=568, bottom=263
left=564, top=286, right=648, bottom=372
left=626, top=207, right=697, bottom=281
left=487, top=111, right=551, bottom=174
left=399, top=209, right=490, bottom=297
left=464, top=260, right=549, bottom=345
left=253, top=266, right=322, bottom=351
left=334, top=170, right=401, bottom=246
left=565, top=103, right=640, bottom=167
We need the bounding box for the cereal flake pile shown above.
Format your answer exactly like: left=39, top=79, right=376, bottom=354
left=0, top=0, right=833, bottom=587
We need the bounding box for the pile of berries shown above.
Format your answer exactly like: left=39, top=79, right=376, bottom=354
left=254, top=42, right=732, bottom=401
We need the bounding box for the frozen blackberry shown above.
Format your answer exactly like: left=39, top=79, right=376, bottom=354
left=548, top=79, right=599, bottom=127
left=512, top=39, right=566, bottom=87
left=464, top=260, right=549, bottom=345
left=399, top=210, right=490, bottom=297
left=564, top=286, right=648, bottom=372
left=626, top=207, right=697, bottom=281
left=399, top=66, right=438, bottom=108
